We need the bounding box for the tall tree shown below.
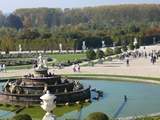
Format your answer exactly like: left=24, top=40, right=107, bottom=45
left=6, top=14, right=23, bottom=29
left=0, top=34, right=15, bottom=54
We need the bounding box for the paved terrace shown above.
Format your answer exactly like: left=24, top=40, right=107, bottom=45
left=1, top=44, right=160, bottom=78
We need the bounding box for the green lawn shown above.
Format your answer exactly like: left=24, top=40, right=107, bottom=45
left=0, top=104, right=18, bottom=112
left=20, top=105, right=83, bottom=119
left=0, top=105, right=160, bottom=120
left=48, top=53, right=86, bottom=63
left=6, top=64, right=33, bottom=70
left=0, top=103, right=89, bottom=120
left=4, top=53, right=86, bottom=70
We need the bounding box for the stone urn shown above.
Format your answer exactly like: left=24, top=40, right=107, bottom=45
left=40, top=90, right=56, bottom=120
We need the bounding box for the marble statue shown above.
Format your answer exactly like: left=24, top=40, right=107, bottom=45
left=43, top=59, right=47, bottom=68
left=82, top=41, right=86, bottom=51
left=19, top=44, right=22, bottom=53
left=133, top=37, right=138, bottom=46
left=59, top=43, right=62, bottom=53
left=102, top=40, right=105, bottom=48
left=36, top=53, right=47, bottom=69
left=43, top=84, right=48, bottom=93
left=37, top=53, right=43, bottom=69
left=40, top=90, right=56, bottom=120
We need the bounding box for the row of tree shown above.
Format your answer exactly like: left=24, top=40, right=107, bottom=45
left=14, top=4, right=160, bottom=28
left=0, top=12, right=23, bottom=29
left=0, top=4, right=160, bottom=29
left=0, top=4, right=160, bottom=53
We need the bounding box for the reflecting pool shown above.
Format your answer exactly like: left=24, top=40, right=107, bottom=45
left=59, top=80, right=160, bottom=120
left=1, top=80, right=160, bottom=120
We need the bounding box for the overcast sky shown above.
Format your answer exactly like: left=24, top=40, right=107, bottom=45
left=0, top=0, right=160, bottom=13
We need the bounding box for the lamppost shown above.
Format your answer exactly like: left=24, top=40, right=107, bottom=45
left=40, top=90, right=56, bottom=120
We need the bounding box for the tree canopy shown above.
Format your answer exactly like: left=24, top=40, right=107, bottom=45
left=0, top=4, right=160, bottom=52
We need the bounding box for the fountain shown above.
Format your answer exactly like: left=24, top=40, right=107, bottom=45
left=0, top=54, right=91, bottom=105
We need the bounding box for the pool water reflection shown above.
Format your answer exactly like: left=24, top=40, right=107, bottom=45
left=59, top=80, right=160, bottom=120
left=1, top=80, right=160, bottom=119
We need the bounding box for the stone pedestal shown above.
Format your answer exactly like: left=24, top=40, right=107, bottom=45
left=42, top=112, right=56, bottom=120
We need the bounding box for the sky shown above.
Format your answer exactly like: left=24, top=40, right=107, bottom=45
left=0, top=0, right=160, bottom=13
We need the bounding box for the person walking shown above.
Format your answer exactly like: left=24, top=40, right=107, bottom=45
left=0, top=64, right=1, bottom=72
left=77, top=64, right=80, bottom=72
left=1, top=64, right=5, bottom=72
left=72, top=64, right=76, bottom=72
left=126, top=56, right=129, bottom=66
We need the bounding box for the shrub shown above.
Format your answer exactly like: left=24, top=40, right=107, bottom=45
left=114, top=47, right=122, bottom=54
left=12, top=114, right=32, bottom=120
left=13, top=104, right=20, bottom=108
left=122, top=45, right=128, bottom=52
left=47, top=57, right=53, bottom=62
left=105, top=48, right=114, bottom=56
left=96, top=49, right=105, bottom=59
left=128, top=43, right=135, bottom=50
left=85, top=112, right=109, bottom=120
left=135, top=43, right=140, bottom=49
left=4, top=103, right=11, bottom=107
left=86, top=49, right=96, bottom=60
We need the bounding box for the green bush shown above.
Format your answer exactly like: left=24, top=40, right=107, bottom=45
left=114, top=47, right=122, bottom=54
left=96, top=49, right=105, bottom=59
left=128, top=43, right=135, bottom=50
left=13, top=104, right=20, bottom=108
left=86, top=49, right=96, bottom=60
left=122, top=45, right=128, bottom=52
left=135, top=43, right=140, bottom=49
left=4, top=103, right=11, bottom=107
left=85, top=112, right=109, bottom=120
left=12, top=114, right=32, bottom=120
left=105, top=48, right=114, bottom=56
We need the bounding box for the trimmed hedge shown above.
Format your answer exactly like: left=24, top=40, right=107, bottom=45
left=85, top=112, right=109, bottom=120
left=12, top=114, right=32, bottom=120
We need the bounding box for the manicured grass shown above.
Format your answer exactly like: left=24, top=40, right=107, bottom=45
left=21, top=104, right=88, bottom=119
left=0, top=104, right=18, bottom=112
left=19, top=106, right=45, bottom=119
left=62, top=74, right=160, bottom=81
left=0, top=104, right=160, bottom=120
left=4, top=53, right=86, bottom=70
left=48, top=53, right=86, bottom=63
left=6, top=64, right=33, bottom=70
left=0, top=103, right=89, bottom=120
